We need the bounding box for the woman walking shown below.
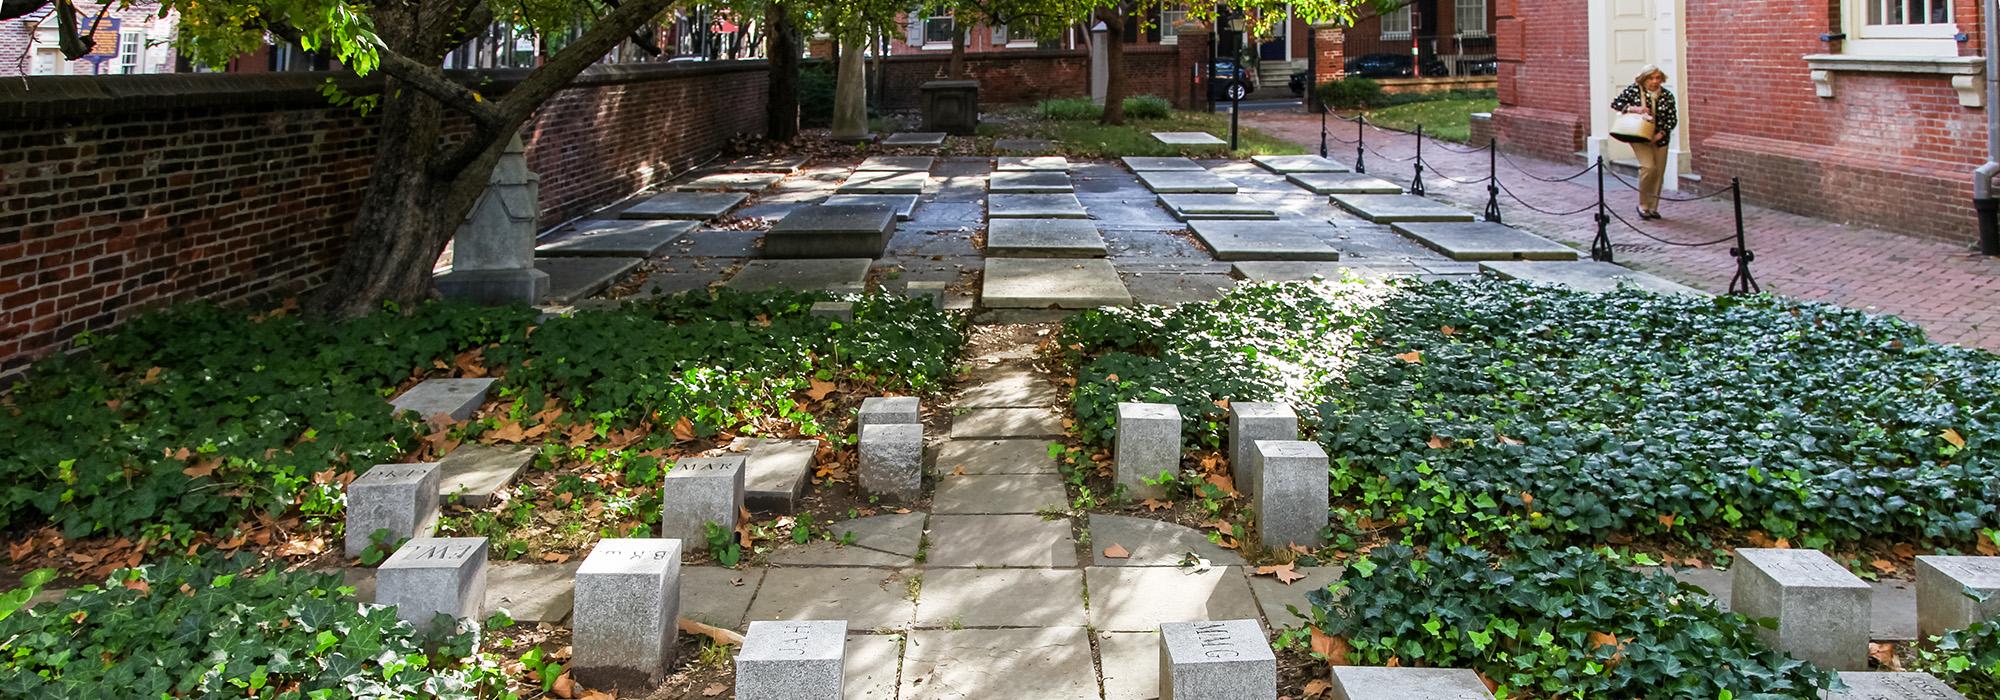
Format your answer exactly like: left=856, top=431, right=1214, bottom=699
left=1610, top=65, right=1677, bottom=220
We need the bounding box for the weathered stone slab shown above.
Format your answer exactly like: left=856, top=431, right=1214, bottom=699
left=660, top=456, right=746, bottom=543
left=1252, top=155, right=1350, bottom=174
left=745, top=569, right=917, bottom=630
left=1228, top=261, right=1352, bottom=282
left=950, top=408, right=1065, bottom=439
left=1085, top=566, right=1260, bottom=632
left=809, top=301, right=853, bottom=322
left=883, top=132, right=948, bottom=146
left=437, top=443, right=535, bottom=507
left=1187, top=220, right=1341, bottom=261
left=721, top=155, right=810, bottom=173
left=679, top=566, right=763, bottom=629
left=536, top=221, right=695, bottom=258
left=1251, top=440, right=1329, bottom=550
left=995, top=138, right=1054, bottom=153
left=857, top=156, right=935, bottom=172
left=1116, top=402, right=1182, bottom=500
left=905, top=280, right=948, bottom=308
left=1228, top=403, right=1297, bottom=493
left=823, top=193, right=919, bottom=220
left=484, top=561, right=578, bottom=623
left=927, top=514, right=1078, bottom=567
left=1287, top=172, right=1404, bottom=195
left=1138, top=170, right=1241, bottom=194
left=914, top=569, right=1087, bottom=627
left=1916, top=556, right=2000, bottom=638
left=1159, top=194, right=1279, bottom=221
left=724, top=258, right=872, bottom=292
left=938, top=439, right=1060, bottom=475
left=955, top=367, right=1062, bottom=408
left=1124, top=156, right=1205, bottom=171
left=764, top=204, right=895, bottom=259
left=573, top=538, right=681, bottom=691
left=989, top=193, right=1089, bottom=219
left=1824, top=672, right=1969, bottom=700
left=1247, top=565, right=1343, bottom=629
left=987, top=219, right=1107, bottom=258
left=837, top=171, right=929, bottom=195
left=621, top=191, right=749, bottom=219
left=738, top=620, right=846, bottom=700
left=901, top=628, right=1098, bottom=699
left=377, top=537, right=487, bottom=632
left=1087, top=514, right=1245, bottom=567
left=990, top=170, right=1075, bottom=193
left=934, top=472, right=1068, bottom=514
left=859, top=396, right=921, bottom=428
left=1479, top=260, right=1707, bottom=296
left=673, top=172, right=786, bottom=192
left=982, top=258, right=1133, bottom=308
left=998, top=156, right=1070, bottom=171
left=346, top=462, right=442, bottom=556
left=391, top=378, right=496, bottom=422
left=1331, top=194, right=1477, bottom=223
left=1159, top=619, right=1276, bottom=700
left=1392, top=221, right=1580, bottom=261
left=1732, top=548, right=1872, bottom=670
left=535, top=256, right=642, bottom=303
left=1152, top=131, right=1227, bottom=145
left=858, top=422, right=923, bottom=502
left=1328, top=667, right=1495, bottom=700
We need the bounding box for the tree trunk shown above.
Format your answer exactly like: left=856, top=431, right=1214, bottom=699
left=830, top=36, right=870, bottom=141
left=766, top=1, right=801, bottom=141
left=949, top=24, right=966, bottom=79
left=1098, top=8, right=1127, bottom=125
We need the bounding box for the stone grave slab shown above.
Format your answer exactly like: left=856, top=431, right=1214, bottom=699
left=721, top=155, right=810, bottom=173
left=534, top=257, right=641, bottom=303
left=1250, top=440, right=1330, bottom=549
left=809, top=301, right=852, bottom=322
left=989, top=170, right=1075, bottom=194
left=950, top=408, right=1065, bottom=439
left=981, top=258, right=1133, bottom=308
left=1479, top=260, right=1707, bottom=296
left=377, top=537, right=488, bottom=632
left=1733, top=548, right=1872, bottom=670
left=745, top=570, right=917, bottom=630
left=933, top=473, right=1068, bottom=514
left=1660, top=566, right=1918, bottom=641
left=994, top=138, right=1054, bottom=153
left=901, top=628, right=1098, bottom=700
left=986, top=219, right=1107, bottom=258
left=1123, top=156, right=1206, bottom=171
left=659, top=456, right=746, bottom=543
left=833, top=512, right=927, bottom=557
left=844, top=633, right=902, bottom=699
left=1252, top=154, right=1350, bottom=174
left=1246, top=565, right=1343, bottom=629
left=391, top=378, right=496, bottom=422
left=1391, top=221, right=1579, bottom=261
left=346, top=462, right=442, bottom=556
left=914, top=569, right=1087, bottom=628
left=764, top=204, right=895, bottom=259
left=1228, top=403, right=1298, bottom=489
left=1137, top=169, right=1240, bottom=194
left=883, top=132, right=948, bottom=146
left=938, top=439, right=1060, bottom=475
left=926, top=514, right=1077, bottom=567
left=1331, top=194, right=1477, bottom=223
left=1160, top=619, right=1277, bottom=700
left=1099, top=632, right=1161, bottom=700
left=1227, top=261, right=1351, bottom=282
left=438, top=443, right=535, bottom=507
left=662, top=229, right=760, bottom=258
left=486, top=560, right=580, bottom=624
left=1187, top=220, right=1341, bottom=261
left=573, top=539, right=680, bottom=691
left=735, top=438, right=820, bottom=514
left=997, top=156, right=1070, bottom=172
left=724, top=259, right=873, bottom=292
left=738, top=620, right=846, bottom=699
left=680, top=566, right=765, bottom=629
left=673, top=172, right=785, bottom=192
left=536, top=221, right=696, bottom=258
left=1158, top=194, right=1279, bottom=221
left=837, top=171, right=929, bottom=195
left=856, top=156, right=935, bottom=172
left=1152, top=131, right=1228, bottom=146
left=1086, top=514, right=1246, bottom=567
left=1122, top=270, right=1239, bottom=307
left=1085, top=566, right=1260, bottom=632
left=1329, top=667, right=1496, bottom=700
left=989, top=193, right=1089, bottom=219
left=955, top=367, right=1062, bottom=408
left=858, top=396, right=921, bottom=428
left=823, top=194, right=919, bottom=220
left=1825, top=672, right=1969, bottom=700
left=1287, top=172, right=1404, bottom=195
left=859, top=422, right=923, bottom=502
left=1916, top=556, right=2000, bottom=638
left=620, top=191, right=749, bottom=220
left=1116, top=402, right=1181, bottom=500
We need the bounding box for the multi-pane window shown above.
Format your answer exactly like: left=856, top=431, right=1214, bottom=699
left=1380, top=3, right=1412, bottom=39
left=991, top=23, right=1036, bottom=46
left=1865, top=0, right=1951, bottom=26
left=117, top=29, right=143, bottom=73
left=1455, top=0, right=1488, bottom=37
left=1160, top=10, right=1188, bottom=44
left=923, top=13, right=954, bottom=45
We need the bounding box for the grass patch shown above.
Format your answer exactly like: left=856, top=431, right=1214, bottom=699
left=992, top=107, right=1305, bottom=158
left=1362, top=97, right=1498, bottom=142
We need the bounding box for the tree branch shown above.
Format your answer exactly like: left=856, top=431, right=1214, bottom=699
left=0, top=0, right=47, bottom=22
left=265, top=19, right=505, bottom=128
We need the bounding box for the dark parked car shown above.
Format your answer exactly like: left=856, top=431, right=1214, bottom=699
left=1344, top=52, right=1449, bottom=78
left=1208, top=58, right=1255, bottom=101
left=1288, top=70, right=1308, bottom=96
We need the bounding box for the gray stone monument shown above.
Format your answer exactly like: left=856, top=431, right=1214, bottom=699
left=859, top=422, right=923, bottom=501
left=376, top=537, right=488, bottom=632
left=345, top=462, right=443, bottom=556
left=1915, top=555, right=2000, bottom=638
left=1227, top=402, right=1298, bottom=497
left=660, top=456, right=746, bottom=542
left=1251, top=440, right=1329, bottom=550
left=810, top=301, right=854, bottom=323
left=389, top=378, right=497, bottom=422
left=737, top=619, right=847, bottom=699
left=859, top=396, right=921, bottom=428
left=1328, top=667, right=1495, bottom=700
left=573, top=538, right=683, bottom=691
left=436, top=134, right=549, bottom=304
left=905, top=281, right=948, bottom=308
left=1731, top=548, right=1872, bottom=670
left=1116, top=402, right=1182, bottom=500
left=1158, top=619, right=1276, bottom=700
left=1824, top=672, right=1969, bottom=700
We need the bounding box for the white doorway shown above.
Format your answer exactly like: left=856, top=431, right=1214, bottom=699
left=1587, top=0, right=1689, bottom=187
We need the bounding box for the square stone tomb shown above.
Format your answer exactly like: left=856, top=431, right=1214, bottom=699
left=1330, top=194, right=1477, bottom=223
left=981, top=258, right=1133, bottom=308
left=822, top=194, right=918, bottom=220
left=673, top=172, right=785, bottom=193
left=536, top=220, right=696, bottom=258
left=989, top=193, right=1088, bottom=219
left=1252, top=155, right=1350, bottom=174
left=1287, top=172, right=1403, bottom=195
left=997, top=156, right=1070, bottom=171
left=989, top=170, right=1074, bottom=194
left=620, top=191, right=749, bottom=220
left=986, top=219, right=1107, bottom=258
left=1158, top=194, right=1278, bottom=221
left=1122, top=156, right=1205, bottom=171
left=1137, top=169, right=1240, bottom=194
left=837, top=171, right=928, bottom=195
left=856, top=155, right=935, bottom=172
left=1187, top=220, right=1341, bottom=261
left=1152, top=131, right=1227, bottom=146
left=1391, top=221, right=1579, bottom=261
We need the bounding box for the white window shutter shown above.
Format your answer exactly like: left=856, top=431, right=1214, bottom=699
left=906, top=11, right=925, bottom=45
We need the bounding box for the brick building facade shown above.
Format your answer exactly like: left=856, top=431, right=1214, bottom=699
left=1, top=2, right=178, bottom=77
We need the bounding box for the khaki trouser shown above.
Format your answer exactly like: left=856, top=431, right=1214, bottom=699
left=1630, top=140, right=1666, bottom=212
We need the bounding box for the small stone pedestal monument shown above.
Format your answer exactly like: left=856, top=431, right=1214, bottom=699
left=437, top=134, right=549, bottom=304
left=859, top=422, right=923, bottom=501
left=859, top=396, right=921, bottom=429
left=1159, top=619, right=1276, bottom=700
left=1250, top=440, right=1329, bottom=549
left=1915, top=555, right=2000, bottom=638
left=573, top=538, right=683, bottom=691
left=660, top=456, right=746, bottom=542
left=345, top=462, right=443, bottom=556
left=737, top=620, right=847, bottom=699
left=1116, top=402, right=1182, bottom=500
left=376, top=537, right=489, bottom=632
left=1328, top=667, right=1495, bottom=700
left=1731, top=548, right=1872, bottom=670
left=1227, top=402, right=1298, bottom=498
left=920, top=80, right=980, bottom=136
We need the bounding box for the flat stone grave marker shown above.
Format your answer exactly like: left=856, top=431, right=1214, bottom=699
left=573, top=538, right=682, bottom=692
left=1251, top=440, right=1330, bottom=549
left=1391, top=221, right=1579, bottom=261
left=672, top=172, right=786, bottom=192
left=1158, top=194, right=1279, bottom=221
left=1117, top=402, right=1181, bottom=500
left=1252, top=155, right=1350, bottom=174
left=997, top=156, right=1070, bottom=171
left=620, top=191, right=749, bottom=220
left=986, top=219, right=1107, bottom=258
left=1288, top=172, right=1404, bottom=195
left=1331, top=194, right=1477, bottom=223
left=882, top=132, right=948, bottom=146
left=1138, top=169, right=1240, bottom=194
left=1159, top=619, right=1276, bottom=700
left=1152, top=131, right=1228, bottom=146
left=982, top=258, right=1133, bottom=308
left=724, top=259, right=873, bottom=292
left=1188, top=220, right=1342, bottom=261
left=536, top=220, right=696, bottom=258
left=809, top=301, right=853, bottom=322
left=1228, top=261, right=1353, bottom=282
left=720, top=155, right=810, bottom=173
left=660, top=456, right=746, bottom=543
left=763, top=204, right=895, bottom=259
left=738, top=620, right=846, bottom=700
left=1123, top=156, right=1206, bottom=172
left=1479, top=260, right=1707, bottom=296
left=1228, top=403, right=1298, bottom=493
left=856, top=156, right=935, bottom=172
left=859, top=422, right=923, bottom=502
left=346, top=463, right=443, bottom=556
left=390, top=378, right=495, bottom=422
left=836, top=171, right=928, bottom=195
left=735, top=438, right=820, bottom=514
left=859, top=396, right=921, bottom=428
left=989, top=171, right=1075, bottom=194
left=994, top=138, right=1054, bottom=153
left=905, top=280, right=947, bottom=308
left=377, top=537, right=488, bottom=632
left=1733, top=548, right=1872, bottom=670
left=1329, top=667, right=1495, bottom=700
left=1825, top=672, right=1969, bottom=700
left=534, top=257, right=641, bottom=304
left=989, top=193, right=1089, bottom=219
left=437, top=443, right=535, bottom=507
left=823, top=193, right=918, bottom=220
left=1916, top=556, right=2000, bottom=638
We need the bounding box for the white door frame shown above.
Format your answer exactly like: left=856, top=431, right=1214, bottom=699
left=1587, top=0, right=1686, bottom=189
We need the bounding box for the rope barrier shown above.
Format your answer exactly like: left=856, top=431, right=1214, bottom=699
left=1417, top=157, right=1493, bottom=185
left=1496, top=180, right=1600, bottom=217
left=1604, top=206, right=1739, bottom=247
left=1424, top=138, right=1489, bottom=155
left=1497, top=151, right=1600, bottom=183
left=1604, top=168, right=1739, bottom=202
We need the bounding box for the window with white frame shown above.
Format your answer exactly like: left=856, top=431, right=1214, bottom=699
left=1455, top=0, right=1487, bottom=37
left=117, top=29, right=143, bottom=73
left=990, top=23, right=1035, bottom=46
left=1380, top=3, right=1412, bottom=39
left=1841, top=0, right=1959, bottom=54
left=923, top=12, right=954, bottom=46
left=1161, top=10, right=1188, bottom=44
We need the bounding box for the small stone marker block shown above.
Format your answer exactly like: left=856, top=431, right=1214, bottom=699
left=390, top=378, right=496, bottom=422
left=377, top=537, right=488, bottom=632
left=1116, top=402, right=1182, bottom=500
left=859, top=396, right=921, bottom=428
left=1824, top=672, right=1969, bottom=700
left=1228, top=402, right=1298, bottom=491
left=737, top=620, right=847, bottom=700
left=905, top=280, right=948, bottom=308
left=1731, top=548, right=1872, bottom=670
left=345, top=462, right=443, bottom=555
left=859, top=422, right=923, bottom=501
left=1251, top=441, right=1330, bottom=549
left=1915, top=556, right=2000, bottom=638
left=1152, top=131, right=1227, bottom=146
left=573, top=538, right=683, bottom=691
left=1328, top=667, right=1495, bottom=700
left=660, top=457, right=746, bottom=542
left=1159, top=619, right=1277, bottom=700
left=809, top=301, right=854, bottom=322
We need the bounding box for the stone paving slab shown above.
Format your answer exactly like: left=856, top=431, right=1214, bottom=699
left=1158, top=194, right=1280, bottom=221
left=1137, top=169, right=1240, bottom=194
left=1331, top=193, right=1478, bottom=223
left=437, top=443, right=535, bottom=507
left=620, top=191, right=749, bottom=219
left=659, top=229, right=760, bottom=258
left=535, top=220, right=696, bottom=258
left=1248, top=565, right=1343, bottom=629
left=485, top=561, right=580, bottom=623
left=994, top=138, right=1054, bottom=153
left=985, top=219, right=1106, bottom=258
left=913, top=569, right=1087, bottom=628
left=954, top=367, right=1063, bottom=407
left=883, top=132, right=948, bottom=146
left=1086, top=566, right=1261, bottom=632
left=1188, top=220, right=1342, bottom=261
left=1121, top=270, right=1240, bottom=306
left=988, top=170, right=1075, bottom=194
left=997, top=156, right=1070, bottom=171
left=535, top=256, right=641, bottom=303
left=824, top=194, right=919, bottom=220
left=1287, top=172, right=1404, bottom=195
left=836, top=512, right=927, bottom=557
left=1660, top=567, right=1918, bottom=641
left=1253, top=154, right=1351, bottom=174
left=900, top=628, right=1098, bottom=699
left=672, top=172, right=786, bottom=192
left=680, top=566, right=764, bottom=629
left=1122, top=156, right=1205, bottom=171
left=1086, top=514, right=1246, bottom=567
left=926, top=514, right=1077, bottom=568
left=933, top=473, right=1069, bottom=514
left=764, top=204, right=895, bottom=259
left=857, top=156, right=936, bottom=172
left=724, top=259, right=872, bottom=292
left=981, top=258, right=1133, bottom=308
left=1392, top=221, right=1580, bottom=261
left=1226, top=261, right=1362, bottom=282
left=1152, top=131, right=1227, bottom=146
left=744, top=568, right=918, bottom=631
left=846, top=633, right=903, bottom=699
left=935, top=439, right=1061, bottom=475
left=988, top=193, right=1089, bottom=219
left=732, top=438, right=820, bottom=514
left=1097, top=632, right=1162, bottom=700
left=1480, top=260, right=1709, bottom=296
left=390, top=378, right=495, bottom=422
left=951, top=407, right=1066, bottom=439
left=721, top=155, right=810, bottom=173
left=768, top=540, right=915, bottom=567
left=838, top=171, right=930, bottom=195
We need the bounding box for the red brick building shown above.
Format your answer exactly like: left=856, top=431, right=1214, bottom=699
left=1, top=2, right=178, bottom=77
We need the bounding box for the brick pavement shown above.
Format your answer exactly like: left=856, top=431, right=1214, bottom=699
left=1246, top=111, right=2000, bottom=352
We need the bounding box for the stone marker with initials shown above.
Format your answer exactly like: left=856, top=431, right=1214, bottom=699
left=573, top=538, right=683, bottom=691
left=1251, top=440, right=1330, bottom=549
left=345, top=462, right=443, bottom=556
left=1823, top=672, right=1969, bottom=700
left=1731, top=548, right=1872, bottom=670
left=859, top=422, right=923, bottom=501
left=737, top=619, right=847, bottom=700
left=1915, top=555, right=2000, bottom=638
left=376, top=537, right=488, bottom=632
left=859, top=396, right=921, bottom=428
left=1328, top=667, right=1495, bottom=700
left=1116, top=402, right=1182, bottom=500
left=1159, top=619, right=1276, bottom=700
left=1228, top=403, right=1298, bottom=497
left=660, top=457, right=746, bottom=542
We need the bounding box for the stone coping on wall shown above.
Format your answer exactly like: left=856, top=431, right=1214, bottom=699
left=1802, top=53, right=1985, bottom=106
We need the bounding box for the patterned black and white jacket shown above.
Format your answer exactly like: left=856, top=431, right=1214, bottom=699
left=1610, top=84, right=1678, bottom=145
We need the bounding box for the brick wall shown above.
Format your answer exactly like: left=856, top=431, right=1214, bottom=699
left=873, top=45, right=1185, bottom=110
left=0, top=62, right=768, bottom=379
left=1492, top=0, right=1589, bottom=160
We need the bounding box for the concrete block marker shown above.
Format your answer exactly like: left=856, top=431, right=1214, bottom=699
left=989, top=193, right=1089, bottom=219
left=1152, top=131, right=1228, bottom=146
left=1328, top=667, right=1495, bottom=700
left=1732, top=548, right=1872, bottom=670
left=1824, top=672, right=1969, bottom=700
left=823, top=193, right=919, bottom=220
left=997, top=156, right=1070, bottom=171
left=620, top=191, right=748, bottom=220
left=390, top=378, right=496, bottom=422
left=989, top=170, right=1076, bottom=193
left=1479, top=260, right=1708, bottom=297
left=1137, top=169, right=1241, bottom=194
left=836, top=170, right=929, bottom=195
left=1330, top=194, right=1478, bottom=223
left=1287, top=172, right=1404, bottom=195
left=572, top=538, right=682, bottom=691
left=1916, top=556, right=2000, bottom=638
left=660, top=456, right=746, bottom=542
left=437, top=443, right=536, bottom=507
left=1227, top=403, right=1297, bottom=495
left=1117, top=402, right=1182, bottom=500
left=345, top=463, right=442, bottom=556
left=673, top=172, right=785, bottom=192
left=809, top=301, right=854, bottom=322
left=1158, top=194, right=1280, bottom=221
left=1251, top=440, right=1330, bottom=549
left=737, top=438, right=820, bottom=514
left=856, top=155, right=935, bottom=172
left=858, top=396, right=921, bottom=428
left=905, top=280, right=948, bottom=308
left=981, top=258, right=1134, bottom=308
left=1188, top=221, right=1341, bottom=261
left=737, top=620, right=847, bottom=700
left=724, top=259, right=873, bottom=293
left=376, top=537, right=488, bottom=633
left=1391, top=221, right=1579, bottom=261
left=882, top=132, right=948, bottom=146
left=1123, top=156, right=1206, bottom=171
left=1159, top=619, right=1277, bottom=700
left=1252, top=155, right=1350, bottom=174
left=986, top=219, right=1108, bottom=258
left=859, top=422, right=923, bottom=501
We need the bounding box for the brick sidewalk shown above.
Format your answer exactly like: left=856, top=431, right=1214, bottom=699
left=1246, top=111, right=2000, bottom=352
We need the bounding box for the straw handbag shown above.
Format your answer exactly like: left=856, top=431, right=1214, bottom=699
left=1610, top=112, right=1655, bottom=144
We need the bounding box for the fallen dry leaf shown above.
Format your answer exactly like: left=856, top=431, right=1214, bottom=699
left=1204, top=472, right=1236, bottom=496
left=702, top=683, right=728, bottom=697
left=671, top=416, right=697, bottom=442
left=182, top=459, right=220, bottom=479
left=806, top=378, right=838, bottom=402
left=1869, top=642, right=1899, bottom=670
left=1139, top=498, right=1170, bottom=512
left=1497, top=434, right=1524, bottom=446
left=1871, top=558, right=1896, bottom=575
left=951, top=465, right=967, bottom=476
left=1440, top=325, right=1458, bottom=336
left=1394, top=350, right=1422, bottom=364
left=551, top=672, right=575, bottom=698
left=1943, top=428, right=1967, bottom=448
left=1102, top=543, right=1131, bottom=559
left=1254, top=562, right=1308, bottom=584
left=1309, top=627, right=1350, bottom=665
left=1104, top=373, right=1119, bottom=382
left=1304, top=678, right=1333, bottom=697
left=1426, top=435, right=1448, bottom=450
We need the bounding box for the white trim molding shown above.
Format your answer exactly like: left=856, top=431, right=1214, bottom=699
left=1803, top=53, right=1986, bottom=106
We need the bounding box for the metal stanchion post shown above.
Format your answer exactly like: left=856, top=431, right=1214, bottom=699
left=1410, top=124, right=1426, bottom=196
left=1230, top=76, right=1241, bottom=150
left=1484, top=139, right=1501, bottom=223
left=1591, top=157, right=1614, bottom=262
left=1319, top=105, right=1328, bottom=158
left=1356, top=114, right=1367, bottom=174
left=1728, top=177, right=1761, bottom=294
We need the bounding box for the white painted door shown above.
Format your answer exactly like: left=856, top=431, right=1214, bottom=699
left=1603, top=0, right=1655, bottom=163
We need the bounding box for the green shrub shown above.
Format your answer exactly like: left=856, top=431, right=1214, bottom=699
left=1037, top=97, right=1102, bottom=120
left=1317, top=76, right=1383, bottom=109
left=799, top=62, right=837, bottom=127
left=1918, top=619, right=2000, bottom=697
left=1377, top=87, right=1498, bottom=107
left=1122, top=94, right=1171, bottom=119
